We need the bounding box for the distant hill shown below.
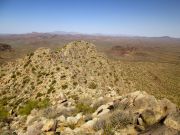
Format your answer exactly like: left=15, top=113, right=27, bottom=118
left=0, top=43, right=12, bottom=51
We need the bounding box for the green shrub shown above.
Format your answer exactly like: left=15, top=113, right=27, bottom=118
left=0, top=105, right=8, bottom=121
left=38, top=98, right=50, bottom=108
left=76, top=103, right=95, bottom=114
left=18, top=100, right=38, bottom=115
left=51, top=80, right=56, bottom=85
left=18, top=98, right=50, bottom=115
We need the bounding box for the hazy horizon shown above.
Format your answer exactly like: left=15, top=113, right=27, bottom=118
left=0, top=0, right=180, bottom=38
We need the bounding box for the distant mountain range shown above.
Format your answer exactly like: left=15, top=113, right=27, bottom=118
left=0, top=31, right=179, bottom=39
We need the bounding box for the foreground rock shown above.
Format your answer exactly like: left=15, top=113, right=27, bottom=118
left=0, top=91, right=179, bottom=135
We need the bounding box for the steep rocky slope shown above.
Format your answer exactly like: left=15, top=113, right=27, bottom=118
left=0, top=41, right=179, bottom=135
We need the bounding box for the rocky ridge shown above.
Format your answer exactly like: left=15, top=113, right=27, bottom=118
left=0, top=41, right=179, bottom=134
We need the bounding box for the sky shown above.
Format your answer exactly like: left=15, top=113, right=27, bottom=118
left=0, top=0, right=180, bottom=37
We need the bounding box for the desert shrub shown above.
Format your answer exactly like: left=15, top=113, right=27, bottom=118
left=47, top=86, right=55, bottom=94
left=18, top=100, right=38, bottom=115
left=0, top=97, right=8, bottom=106
left=24, top=60, right=31, bottom=68
left=78, top=97, right=92, bottom=106
left=61, top=75, right=66, bottom=79
left=93, top=110, right=133, bottom=134
left=18, top=98, right=50, bottom=115
left=36, top=92, right=43, bottom=98
left=22, top=77, right=30, bottom=85
left=51, top=72, right=54, bottom=75
left=76, top=103, right=95, bottom=114
left=0, top=105, right=8, bottom=121
left=38, top=98, right=50, bottom=108
left=31, top=67, right=36, bottom=73
left=14, top=98, right=24, bottom=106
left=62, top=84, right=68, bottom=89
left=109, top=110, right=133, bottom=129
left=88, top=82, right=97, bottom=89
left=11, top=74, right=16, bottom=79
left=113, top=100, right=127, bottom=110
left=66, top=123, right=76, bottom=130
left=31, top=85, right=35, bottom=90
left=104, top=125, right=114, bottom=135
left=28, top=52, right=34, bottom=57
left=56, top=67, right=60, bottom=71
left=93, top=118, right=114, bottom=135
left=16, top=71, right=21, bottom=76
left=51, top=80, right=56, bottom=85
left=37, top=80, right=43, bottom=85
left=43, top=107, right=59, bottom=118
left=73, top=82, right=78, bottom=87
left=93, top=118, right=106, bottom=130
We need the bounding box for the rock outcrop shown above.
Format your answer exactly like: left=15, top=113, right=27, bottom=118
left=0, top=91, right=179, bottom=135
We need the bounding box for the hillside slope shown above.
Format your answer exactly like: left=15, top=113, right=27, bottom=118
left=0, top=41, right=179, bottom=134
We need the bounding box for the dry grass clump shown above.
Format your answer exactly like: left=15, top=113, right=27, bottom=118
left=109, top=110, right=133, bottom=129
left=93, top=110, right=133, bottom=134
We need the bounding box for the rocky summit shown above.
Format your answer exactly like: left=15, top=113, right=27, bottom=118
left=0, top=41, right=179, bottom=135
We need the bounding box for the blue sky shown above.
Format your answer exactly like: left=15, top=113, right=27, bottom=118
left=0, top=0, right=180, bottom=37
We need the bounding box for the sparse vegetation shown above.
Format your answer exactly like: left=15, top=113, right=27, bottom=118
left=88, top=82, right=97, bottom=89
left=18, top=98, right=50, bottom=115
left=47, top=86, right=55, bottom=94
left=0, top=40, right=179, bottom=135
left=0, top=105, right=8, bottom=122
left=109, top=110, right=133, bottom=129
left=76, top=102, right=95, bottom=114
left=62, top=84, right=68, bottom=89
